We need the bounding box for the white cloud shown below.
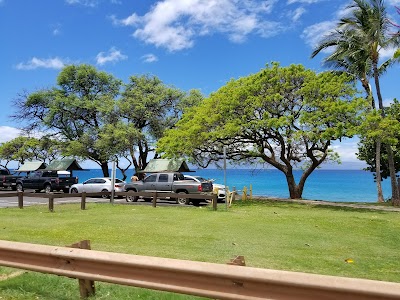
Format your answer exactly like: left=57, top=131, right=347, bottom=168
left=380, top=46, right=397, bottom=60
left=0, top=127, right=21, bottom=143
left=51, top=23, right=62, bottom=36
left=113, top=0, right=282, bottom=52
left=387, top=0, right=400, bottom=5
left=289, top=7, right=306, bottom=22
left=383, top=97, right=395, bottom=107
left=141, top=54, right=158, bottom=63
left=301, top=20, right=336, bottom=50
left=65, top=0, right=98, bottom=7
left=15, top=57, right=66, bottom=70
left=287, top=0, right=322, bottom=4
left=96, top=47, right=127, bottom=65
left=331, top=138, right=362, bottom=163
left=111, top=13, right=140, bottom=26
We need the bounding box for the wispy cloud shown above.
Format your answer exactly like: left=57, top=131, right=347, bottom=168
left=301, top=20, right=336, bottom=51
left=15, top=57, right=66, bottom=70
left=141, top=54, right=158, bottom=63
left=96, top=47, right=127, bottom=65
left=287, top=0, right=323, bottom=4
left=112, top=0, right=283, bottom=52
left=65, top=0, right=99, bottom=7
left=51, top=23, right=62, bottom=36
left=288, top=7, right=306, bottom=22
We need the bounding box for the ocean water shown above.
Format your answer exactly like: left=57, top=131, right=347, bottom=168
left=71, top=168, right=393, bottom=203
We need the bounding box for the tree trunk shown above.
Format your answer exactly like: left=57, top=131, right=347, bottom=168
left=100, top=161, right=109, bottom=177
left=375, top=139, right=384, bottom=202
left=386, top=144, right=400, bottom=205
left=285, top=172, right=303, bottom=199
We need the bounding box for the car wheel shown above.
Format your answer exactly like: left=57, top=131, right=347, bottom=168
left=101, top=189, right=110, bottom=199
left=176, top=191, right=190, bottom=205
left=44, top=185, right=53, bottom=194
left=70, top=188, right=78, bottom=194
left=126, top=190, right=138, bottom=202
left=16, top=183, right=23, bottom=192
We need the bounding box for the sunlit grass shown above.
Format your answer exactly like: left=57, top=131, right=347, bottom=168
left=0, top=200, right=399, bottom=299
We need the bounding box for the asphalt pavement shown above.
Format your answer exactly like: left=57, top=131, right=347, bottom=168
left=0, top=189, right=120, bottom=208
left=0, top=190, right=197, bottom=208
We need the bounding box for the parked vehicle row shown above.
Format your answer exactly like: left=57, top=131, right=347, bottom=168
left=2, top=168, right=224, bottom=206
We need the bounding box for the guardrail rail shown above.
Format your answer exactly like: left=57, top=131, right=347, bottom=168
left=0, top=240, right=400, bottom=299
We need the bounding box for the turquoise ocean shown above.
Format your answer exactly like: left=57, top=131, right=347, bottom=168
left=72, top=168, right=392, bottom=203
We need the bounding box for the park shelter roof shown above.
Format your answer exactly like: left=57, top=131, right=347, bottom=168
left=16, top=161, right=47, bottom=172
left=142, top=159, right=193, bottom=173
left=44, top=158, right=84, bottom=171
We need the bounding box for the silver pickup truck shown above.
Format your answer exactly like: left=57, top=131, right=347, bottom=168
left=124, top=172, right=213, bottom=205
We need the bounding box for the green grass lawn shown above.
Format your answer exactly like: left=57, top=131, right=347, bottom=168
left=0, top=200, right=399, bottom=299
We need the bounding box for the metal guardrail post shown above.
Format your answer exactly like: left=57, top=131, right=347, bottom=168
left=81, top=192, right=86, bottom=210
left=17, top=192, right=23, bottom=209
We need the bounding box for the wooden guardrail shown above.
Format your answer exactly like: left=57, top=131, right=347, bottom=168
left=0, top=191, right=218, bottom=211
left=0, top=240, right=399, bottom=299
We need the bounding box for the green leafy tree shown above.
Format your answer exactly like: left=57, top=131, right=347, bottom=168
left=311, top=0, right=400, bottom=204
left=357, top=101, right=400, bottom=204
left=158, top=63, right=367, bottom=199
left=0, top=136, right=32, bottom=170
left=0, top=136, right=63, bottom=170
left=114, top=75, right=203, bottom=175
left=12, top=64, right=122, bottom=177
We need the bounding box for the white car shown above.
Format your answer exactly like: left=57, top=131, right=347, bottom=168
left=183, top=175, right=226, bottom=202
left=69, top=177, right=125, bottom=198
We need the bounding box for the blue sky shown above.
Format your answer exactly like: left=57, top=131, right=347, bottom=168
left=1, top=0, right=400, bottom=169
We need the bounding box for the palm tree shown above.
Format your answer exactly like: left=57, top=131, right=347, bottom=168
left=311, top=0, right=400, bottom=205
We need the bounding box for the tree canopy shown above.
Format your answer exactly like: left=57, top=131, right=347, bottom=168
left=12, top=64, right=122, bottom=176
left=0, top=136, right=62, bottom=170
left=158, top=63, right=367, bottom=199
left=10, top=65, right=202, bottom=177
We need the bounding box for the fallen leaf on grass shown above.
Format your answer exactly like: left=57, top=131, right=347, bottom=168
left=345, top=258, right=354, bottom=263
